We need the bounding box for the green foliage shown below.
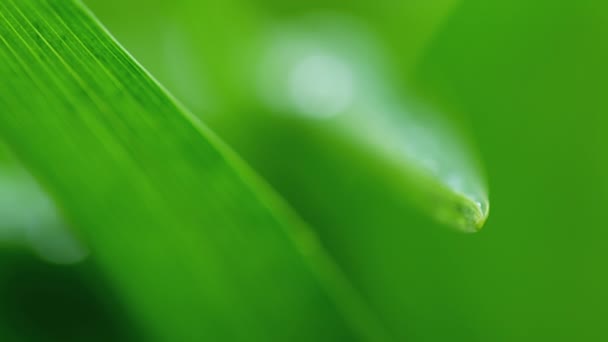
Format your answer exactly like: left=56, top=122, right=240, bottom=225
left=3, top=0, right=607, bottom=341
left=0, top=0, right=388, bottom=340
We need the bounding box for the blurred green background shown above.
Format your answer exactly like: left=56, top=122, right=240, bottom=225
left=1, top=0, right=608, bottom=341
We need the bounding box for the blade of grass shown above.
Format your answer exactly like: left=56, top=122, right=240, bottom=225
left=0, top=0, right=390, bottom=340
left=85, top=0, right=488, bottom=232
left=243, top=18, right=489, bottom=232
left=70, top=3, right=489, bottom=339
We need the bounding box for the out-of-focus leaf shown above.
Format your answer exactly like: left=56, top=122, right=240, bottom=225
left=80, top=2, right=490, bottom=339
left=0, top=0, right=389, bottom=341
left=86, top=0, right=488, bottom=233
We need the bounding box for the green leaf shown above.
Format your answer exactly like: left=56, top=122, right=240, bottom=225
left=0, top=0, right=389, bottom=340
left=85, top=0, right=489, bottom=233
left=76, top=5, right=490, bottom=339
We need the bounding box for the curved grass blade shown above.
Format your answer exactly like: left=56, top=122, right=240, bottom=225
left=0, top=0, right=390, bottom=340
left=247, top=17, right=489, bottom=232
left=84, top=1, right=488, bottom=232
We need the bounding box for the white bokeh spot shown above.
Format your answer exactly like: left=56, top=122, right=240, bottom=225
left=288, top=53, right=355, bottom=119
